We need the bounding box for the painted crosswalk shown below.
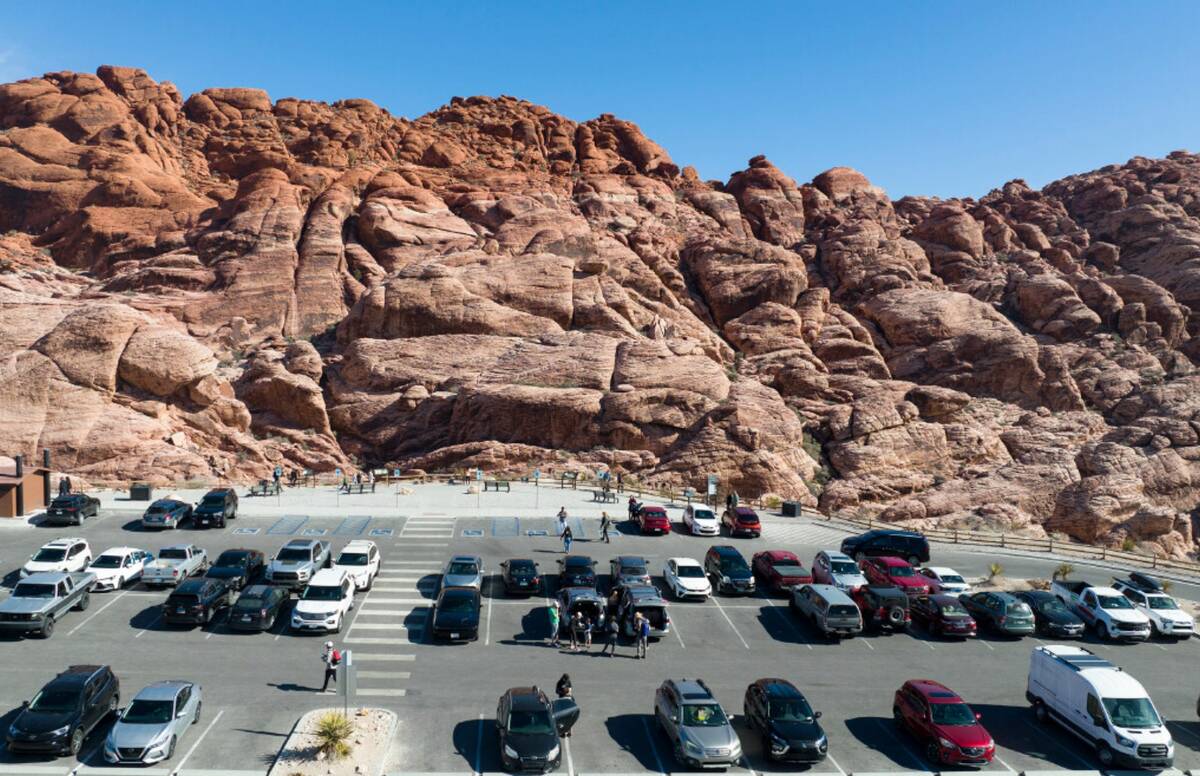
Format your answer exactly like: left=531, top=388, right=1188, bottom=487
left=759, top=517, right=853, bottom=548
left=400, top=515, right=456, bottom=540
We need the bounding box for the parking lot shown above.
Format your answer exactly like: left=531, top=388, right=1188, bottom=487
left=1, top=483, right=1198, bottom=776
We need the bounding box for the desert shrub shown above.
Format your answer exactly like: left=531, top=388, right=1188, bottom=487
left=987, top=563, right=1003, bottom=583
left=314, top=711, right=353, bottom=760
left=1052, top=562, right=1074, bottom=581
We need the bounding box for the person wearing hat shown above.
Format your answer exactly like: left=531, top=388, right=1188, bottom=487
left=320, top=641, right=341, bottom=692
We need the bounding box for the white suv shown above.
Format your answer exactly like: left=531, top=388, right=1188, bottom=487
left=333, top=540, right=381, bottom=591
left=663, top=557, right=712, bottom=600
left=21, top=538, right=92, bottom=578
left=1112, top=578, right=1194, bottom=639
left=682, top=506, right=720, bottom=536
left=291, top=568, right=355, bottom=633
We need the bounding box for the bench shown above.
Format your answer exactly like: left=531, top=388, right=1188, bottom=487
left=248, top=480, right=281, bottom=497
left=484, top=480, right=511, bottom=492
left=591, top=489, right=619, bottom=503
left=338, top=482, right=377, bottom=495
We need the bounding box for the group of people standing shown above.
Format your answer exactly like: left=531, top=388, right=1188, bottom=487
left=547, top=604, right=651, bottom=659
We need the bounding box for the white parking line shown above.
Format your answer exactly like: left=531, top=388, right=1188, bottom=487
left=640, top=717, right=667, bottom=774
left=485, top=591, right=494, bottom=646
left=170, top=708, right=224, bottom=775
left=134, top=612, right=162, bottom=638
left=357, top=671, right=412, bottom=679
left=357, top=688, right=408, bottom=697
left=671, top=616, right=685, bottom=649
left=352, top=654, right=415, bottom=661
left=67, top=590, right=129, bottom=636
left=709, top=597, right=750, bottom=649
left=993, top=752, right=1017, bottom=773
left=345, top=636, right=417, bottom=644
left=351, top=621, right=424, bottom=630
left=859, top=638, right=875, bottom=651
left=564, top=735, right=576, bottom=776
left=356, top=609, right=424, bottom=617
left=824, top=751, right=848, bottom=776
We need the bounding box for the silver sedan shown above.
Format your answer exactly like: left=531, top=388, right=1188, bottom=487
left=103, top=680, right=202, bottom=764
left=442, top=554, right=484, bottom=590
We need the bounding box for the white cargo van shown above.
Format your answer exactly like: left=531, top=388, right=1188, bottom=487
left=1026, top=645, right=1173, bottom=769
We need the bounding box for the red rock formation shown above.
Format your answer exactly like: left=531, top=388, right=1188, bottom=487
left=1, top=65, right=1199, bottom=557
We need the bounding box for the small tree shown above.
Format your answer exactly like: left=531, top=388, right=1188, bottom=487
left=986, top=562, right=1003, bottom=584
left=1162, top=580, right=1174, bottom=594
left=314, top=711, right=354, bottom=760
left=1052, top=562, right=1074, bottom=581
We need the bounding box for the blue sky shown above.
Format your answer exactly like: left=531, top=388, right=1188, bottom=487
left=2, top=2, right=1197, bottom=198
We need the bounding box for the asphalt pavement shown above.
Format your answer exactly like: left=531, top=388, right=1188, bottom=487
left=0, top=483, right=1197, bottom=776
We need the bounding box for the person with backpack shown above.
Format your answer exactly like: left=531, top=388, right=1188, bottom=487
left=562, top=525, right=573, bottom=553
left=636, top=613, right=650, bottom=659
left=320, top=641, right=340, bottom=692
left=547, top=602, right=561, bottom=648
left=599, top=615, right=619, bottom=657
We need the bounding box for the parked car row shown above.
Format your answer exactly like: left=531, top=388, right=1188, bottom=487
left=5, top=665, right=204, bottom=765
left=629, top=502, right=763, bottom=537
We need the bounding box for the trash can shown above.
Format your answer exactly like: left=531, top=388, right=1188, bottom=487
left=129, top=482, right=153, bottom=501
left=782, top=501, right=802, bottom=517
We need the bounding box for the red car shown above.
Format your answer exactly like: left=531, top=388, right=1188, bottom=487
left=860, top=557, right=931, bottom=597
left=722, top=506, right=761, bottom=537
left=637, top=505, right=671, bottom=535
left=893, top=680, right=994, bottom=766
left=751, top=551, right=813, bottom=594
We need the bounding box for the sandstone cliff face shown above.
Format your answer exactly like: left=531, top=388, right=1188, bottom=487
left=2, top=66, right=1199, bottom=557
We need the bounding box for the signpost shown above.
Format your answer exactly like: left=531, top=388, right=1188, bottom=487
left=475, top=468, right=483, bottom=510
left=706, top=474, right=718, bottom=506
left=335, top=468, right=343, bottom=507
left=534, top=468, right=540, bottom=509
left=339, top=649, right=356, bottom=718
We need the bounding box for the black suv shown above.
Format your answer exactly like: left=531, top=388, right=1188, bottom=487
left=556, top=556, right=597, bottom=590
left=205, top=549, right=265, bottom=591
left=44, top=494, right=101, bottom=526
left=704, top=546, right=756, bottom=595
left=499, top=559, right=542, bottom=596
left=193, top=488, right=238, bottom=528
left=850, top=585, right=911, bottom=632
left=840, top=530, right=930, bottom=564
left=743, top=678, right=827, bottom=763
left=496, top=686, right=579, bottom=773
left=163, top=578, right=233, bottom=627
left=6, top=665, right=120, bottom=756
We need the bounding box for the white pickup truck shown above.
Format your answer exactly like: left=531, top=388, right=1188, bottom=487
left=1052, top=579, right=1151, bottom=641
left=143, top=544, right=208, bottom=588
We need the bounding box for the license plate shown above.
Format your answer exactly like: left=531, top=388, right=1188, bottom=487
left=176, top=608, right=185, bottom=613
left=242, top=615, right=252, bottom=621
left=451, top=632, right=460, bottom=639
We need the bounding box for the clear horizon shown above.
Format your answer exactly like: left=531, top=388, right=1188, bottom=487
left=1, top=1, right=1196, bottom=199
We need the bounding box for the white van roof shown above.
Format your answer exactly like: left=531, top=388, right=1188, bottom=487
left=1035, top=645, right=1149, bottom=698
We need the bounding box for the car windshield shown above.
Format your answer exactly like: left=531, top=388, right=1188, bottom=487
left=940, top=601, right=969, bottom=616
left=736, top=513, right=757, bottom=523
left=830, top=604, right=859, bottom=617
left=693, top=510, right=715, bottom=521
left=50, top=499, right=77, bottom=508
left=28, top=688, right=80, bottom=713
left=886, top=565, right=915, bottom=577
left=1009, top=602, right=1033, bottom=616
left=719, top=557, right=748, bottom=574
left=91, top=555, right=124, bottom=568
left=301, top=585, right=344, bottom=601
left=1098, top=595, right=1133, bottom=609
left=508, top=561, right=536, bottom=574
left=940, top=574, right=965, bottom=584
left=337, top=553, right=369, bottom=566
left=440, top=593, right=477, bottom=613
left=277, top=548, right=311, bottom=562
left=930, top=703, right=977, bottom=726
left=1040, top=599, right=1070, bottom=615
left=122, top=699, right=174, bottom=725
left=769, top=698, right=814, bottom=722
left=15, top=583, right=56, bottom=598
left=621, top=564, right=647, bottom=576
left=1147, top=596, right=1179, bottom=610
left=677, top=566, right=705, bottom=578
left=32, top=549, right=66, bottom=562
left=683, top=703, right=728, bottom=727
left=146, top=506, right=167, bottom=515
left=448, top=562, right=478, bottom=576
left=201, top=495, right=225, bottom=505
left=564, top=560, right=591, bottom=572
left=168, top=594, right=199, bottom=606
left=508, top=709, right=554, bottom=736
left=160, top=549, right=187, bottom=560
left=234, top=595, right=268, bottom=610
left=831, top=561, right=859, bottom=575
left=1103, top=697, right=1161, bottom=728
left=215, top=552, right=247, bottom=567
left=773, top=564, right=806, bottom=576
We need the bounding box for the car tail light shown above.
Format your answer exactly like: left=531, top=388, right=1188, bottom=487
left=998, top=616, right=1007, bottom=625
left=877, top=607, right=886, bottom=616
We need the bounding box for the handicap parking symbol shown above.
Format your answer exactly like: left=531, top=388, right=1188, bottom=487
left=526, top=529, right=548, bottom=537
left=302, top=527, right=328, bottom=536
left=369, top=528, right=394, bottom=537
left=232, top=527, right=260, bottom=535
left=462, top=529, right=484, bottom=537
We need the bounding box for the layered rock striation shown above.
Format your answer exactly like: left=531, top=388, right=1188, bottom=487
left=2, top=66, right=1198, bottom=556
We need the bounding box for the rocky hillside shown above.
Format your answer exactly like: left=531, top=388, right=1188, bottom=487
left=1, top=66, right=1198, bottom=556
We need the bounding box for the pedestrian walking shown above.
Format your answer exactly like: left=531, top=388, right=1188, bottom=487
left=57, top=477, right=69, bottom=496
left=599, top=616, right=619, bottom=656
left=600, top=512, right=611, bottom=544
left=273, top=465, right=282, bottom=490
left=556, top=672, right=573, bottom=698
left=320, top=641, right=340, bottom=692
left=636, top=613, right=650, bottom=659
left=547, top=603, right=560, bottom=648
left=562, top=525, right=573, bottom=553
left=616, top=471, right=623, bottom=493
left=556, top=507, right=568, bottom=536
left=568, top=611, right=582, bottom=651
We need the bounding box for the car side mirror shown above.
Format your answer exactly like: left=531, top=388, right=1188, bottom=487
left=21, top=700, right=28, bottom=709
left=814, top=711, right=822, bottom=719
left=177, top=710, right=188, bottom=719
left=670, top=714, right=679, bottom=724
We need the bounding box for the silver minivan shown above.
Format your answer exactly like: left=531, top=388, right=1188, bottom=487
left=791, top=584, right=863, bottom=638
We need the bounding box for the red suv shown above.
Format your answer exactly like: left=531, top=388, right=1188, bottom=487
left=893, top=680, right=994, bottom=766
left=860, top=557, right=930, bottom=597
left=722, top=506, right=761, bottom=537
left=637, top=505, right=671, bottom=535
left=751, top=551, right=813, bottom=594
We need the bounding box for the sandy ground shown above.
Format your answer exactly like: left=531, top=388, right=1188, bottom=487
left=269, top=707, right=396, bottom=776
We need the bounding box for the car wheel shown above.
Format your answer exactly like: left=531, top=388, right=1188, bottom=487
left=1033, top=700, right=1048, bottom=724
left=39, top=615, right=55, bottom=638
left=266, top=614, right=277, bottom=631
left=166, top=736, right=176, bottom=761
left=925, top=741, right=942, bottom=765
left=76, top=592, right=90, bottom=612
left=334, top=616, right=343, bottom=634
left=68, top=728, right=83, bottom=755
left=1096, top=743, right=1114, bottom=768
left=193, top=701, right=202, bottom=725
